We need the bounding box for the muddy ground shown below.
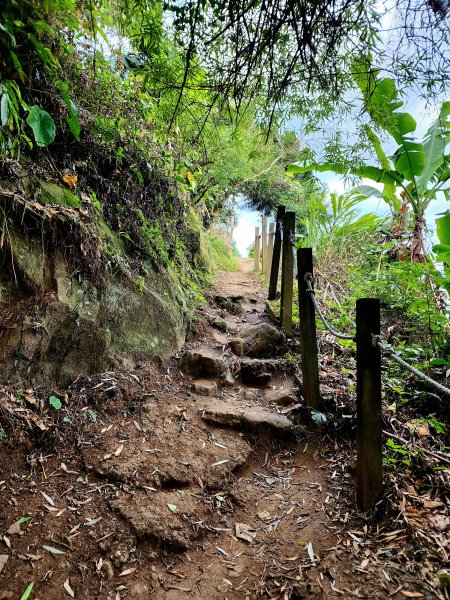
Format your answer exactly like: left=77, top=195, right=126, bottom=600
left=0, top=259, right=448, bottom=599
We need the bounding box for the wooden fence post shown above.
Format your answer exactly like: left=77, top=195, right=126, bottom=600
left=261, top=216, right=268, bottom=278
left=266, top=222, right=275, bottom=283
left=268, top=206, right=286, bottom=300
left=254, top=227, right=260, bottom=272
left=280, top=211, right=295, bottom=332
left=298, top=248, right=321, bottom=411
left=356, top=298, right=383, bottom=511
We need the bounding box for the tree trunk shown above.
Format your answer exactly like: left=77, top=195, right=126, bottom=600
left=410, top=213, right=426, bottom=262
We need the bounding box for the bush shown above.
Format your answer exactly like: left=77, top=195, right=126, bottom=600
left=206, top=233, right=239, bottom=271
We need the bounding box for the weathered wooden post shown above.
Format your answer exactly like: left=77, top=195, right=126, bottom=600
left=266, top=222, right=275, bottom=283
left=268, top=206, right=286, bottom=300
left=298, top=248, right=321, bottom=411
left=280, top=211, right=295, bottom=332
left=254, top=227, right=260, bottom=272
left=261, top=216, right=268, bottom=278
left=356, top=298, right=383, bottom=511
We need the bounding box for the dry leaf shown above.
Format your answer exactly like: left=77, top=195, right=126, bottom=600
left=175, top=404, right=187, bottom=412
left=114, top=445, right=124, bottom=457
left=401, top=592, right=424, bottom=598
left=405, top=421, right=430, bottom=437
left=0, top=555, right=8, bottom=574
left=64, top=578, right=75, bottom=597
left=235, top=522, right=256, bottom=543
left=6, top=520, right=21, bottom=535
left=62, top=173, right=78, bottom=188
left=41, top=491, right=55, bottom=506
left=211, top=459, right=229, bottom=467
left=119, top=567, right=137, bottom=577
left=428, top=513, right=450, bottom=531
left=422, top=499, right=444, bottom=510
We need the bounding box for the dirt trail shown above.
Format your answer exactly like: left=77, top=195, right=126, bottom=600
left=0, top=260, right=440, bottom=599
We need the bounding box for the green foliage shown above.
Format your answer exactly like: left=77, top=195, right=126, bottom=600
left=384, top=438, right=411, bottom=467
left=48, top=395, right=62, bottom=410
left=40, top=181, right=80, bottom=207
left=20, top=583, right=34, bottom=600
left=297, top=190, right=384, bottom=261
left=348, top=248, right=449, bottom=351
left=137, top=210, right=170, bottom=264
left=288, top=70, right=450, bottom=260
left=26, top=105, right=56, bottom=147
left=206, top=233, right=239, bottom=272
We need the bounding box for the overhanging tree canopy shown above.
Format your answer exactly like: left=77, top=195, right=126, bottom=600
left=158, top=0, right=449, bottom=128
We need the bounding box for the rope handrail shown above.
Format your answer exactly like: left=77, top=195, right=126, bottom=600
left=372, top=335, right=450, bottom=397
left=304, top=273, right=355, bottom=340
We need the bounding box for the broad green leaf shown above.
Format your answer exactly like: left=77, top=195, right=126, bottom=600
left=416, top=101, right=450, bottom=193
left=10, top=50, right=25, bottom=83
left=167, top=503, right=177, bottom=512
left=56, top=80, right=81, bottom=141
left=393, top=142, right=425, bottom=180
left=288, top=162, right=403, bottom=187
left=435, top=212, right=450, bottom=245
left=49, top=395, right=62, bottom=410
left=0, top=93, right=9, bottom=127
left=354, top=185, right=382, bottom=198
left=26, top=106, right=56, bottom=147
left=40, top=181, right=80, bottom=207
left=19, top=516, right=32, bottom=524
left=396, top=113, right=416, bottom=137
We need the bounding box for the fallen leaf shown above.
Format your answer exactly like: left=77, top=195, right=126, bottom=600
left=0, top=555, right=8, bottom=574
left=64, top=578, right=75, bottom=597
left=119, top=567, right=137, bottom=577
left=211, top=460, right=229, bottom=467
left=167, top=504, right=177, bottom=513
left=85, top=517, right=102, bottom=526
left=42, top=545, right=66, bottom=555
left=405, top=421, right=430, bottom=437
left=428, top=513, right=450, bottom=531
left=6, top=520, right=21, bottom=535
left=62, top=173, right=78, bottom=188
left=235, top=522, right=256, bottom=543
left=422, top=499, right=444, bottom=510
left=41, top=491, right=55, bottom=506
left=401, top=592, right=424, bottom=598
left=114, top=445, right=124, bottom=457
left=306, top=542, right=316, bottom=563
left=257, top=511, right=271, bottom=521
left=175, top=404, right=187, bottom=412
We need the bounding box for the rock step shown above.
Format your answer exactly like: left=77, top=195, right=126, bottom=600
left=201, top=401, right=293, bottom=434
